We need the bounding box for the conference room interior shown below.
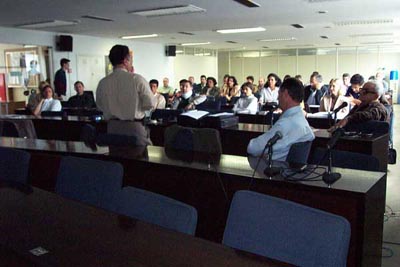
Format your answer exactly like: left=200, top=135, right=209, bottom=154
left=0, top=0, right=399, bottom=266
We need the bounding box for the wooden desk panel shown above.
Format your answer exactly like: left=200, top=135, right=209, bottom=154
left=0, top=137, right=385, bottom=267
left=0, top=187, right=287, bottom=267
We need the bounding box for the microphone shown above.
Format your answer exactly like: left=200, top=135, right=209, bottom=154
left=333, top=102, right=348, bottom=114
left=326, top=127, right=344, bottom=149
left=266, top=131, right=283, bottom=147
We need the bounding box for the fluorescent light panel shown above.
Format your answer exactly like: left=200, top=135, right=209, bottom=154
left=130, top=5, right=205, bottom=17
left=121, top=34, right=158, bottom=39
left=217, top=27, right=265, bottom=34
left=181, top=42, right=210, bottom=46
left=18, top=20, right=78, bottom=29
left=259, top=37, right=297, bottom=42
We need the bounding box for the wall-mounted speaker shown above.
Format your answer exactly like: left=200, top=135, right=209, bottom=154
left=57, top=35, right=73, bottom=52
left=165, top=45, right=176, bottom=57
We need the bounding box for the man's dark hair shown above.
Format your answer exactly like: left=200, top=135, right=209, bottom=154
left=241, top=82, right=254, bottom=92
left=342, top=73, right=350, bottom=78
left=350, top=74, right=364, bottom=85
left=60, top=58, right=70, bottom=67
left=180, top=79, right=192, bottom=86
left=207, top=77, right=217, bottom=86
left=109, top=45, right=130, bottom=66
left=149, top=79, right=159, bottom=87
left=246, top=75, right=254, bottom=83
left=74, top=81, right=84, bottom=87
left=200, top=75, right=206, bottom=80
left=280, top=78, right=304, bottom=103
left=228, top=76, right=238, bottom=86
left=266, top=73, right=282, bottom=88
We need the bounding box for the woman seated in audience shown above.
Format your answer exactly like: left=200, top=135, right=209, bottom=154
left=27, top=81, right=49, bottom=112
left=233, top=82, right=258, bottom=114
left=204, top=77, right=220, bottom=98
left=33, top=85, right=62, bottom=116
left=221, top=76, right=240, bottom=104
left=259, top=73, right=282, bottom=105
left=319, top=78, right=349, bottom=119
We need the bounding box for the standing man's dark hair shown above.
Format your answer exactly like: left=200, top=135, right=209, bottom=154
left=60, top=58, right=70, bottom=67
left=109, top=45, right=130, bottom=66
left=280, top=77, right=304, bottom=103
left=149, top=79, right=159, bottom=87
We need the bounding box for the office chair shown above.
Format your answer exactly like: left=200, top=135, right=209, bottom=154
left=286, top=141, right=313, bottom=164
left=309, top=148, right=380, bottom=172
left=55, top=156, right=123, bottom=211
left=0, top=120, right=20, bottom=137
left=223, top=190, right=351, bottom=267
left=115, top=186, right=198, bottom=235
left=0, top=147, right=31, bottom=184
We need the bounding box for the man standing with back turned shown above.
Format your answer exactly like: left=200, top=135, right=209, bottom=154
left=247, top=78, right=315, bottom=161
left=96, top=45, right=154, bottom=139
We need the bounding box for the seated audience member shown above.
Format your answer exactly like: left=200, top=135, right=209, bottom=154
left=256, top=77, right=265, bottom=97
left=220, top=74, right=230, bottom=96
left=157, top=77, right=175, bottom=96
left=149, top=79, right=166, bottom=109
left=294, top=74, right=303, bottom=85
left=259, top=73, right=281, bottom=104
left=27, top=81, right=49, bottom=111
left=319, top=78, right=349, bottom=118
left=188, top=76, right=196, bottom=88
left=345, top=74, right=364, bottom=106
left=332, top=81, right=388, bottom=130
left=233, top=82, right=258, bottom=114
left=222, top=76, right=240, bottom=103
left=33, top=85, right=62, bottom=115
left=376, top=70, right=389, bottom=94
left=204, top=77, right=220, bottom=98
left=247, top=78, right=315, bottom=160
left=68, top=81, right=96, bottom=108
left=340, top=73, right=351, bottom=95
left=172, top=79, right=205, bottom=111
left=304, top=72, right=328, bottom=106
left=194, top=75, right=207, bottom=96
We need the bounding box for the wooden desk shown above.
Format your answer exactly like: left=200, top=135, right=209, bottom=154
left=0, top=137, right=386, bottom=267
left=0, top=186, right=287, bottom=267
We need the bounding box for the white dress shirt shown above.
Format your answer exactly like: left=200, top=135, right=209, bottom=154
left=233, top=95, right=258, bottom=114
left=40, top=98, right=62, bottom=112
left=259, top=87, right=279, bottom=104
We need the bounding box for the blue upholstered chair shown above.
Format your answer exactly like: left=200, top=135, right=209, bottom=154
left=286, top=141, right=313, bottom=164
left=115, top=186, right=198, bottom=235
left=309, top=148, right=380, bottom=172
left=55, top=156, right=123, bottom=211
left=223, top=190, right=351, bottom=267
left=0, top=147, right=31, bottom=184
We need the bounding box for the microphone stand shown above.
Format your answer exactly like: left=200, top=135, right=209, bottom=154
left=322, top=148, right=341, bottom=187
left=264, top=144, right=281, bottom=178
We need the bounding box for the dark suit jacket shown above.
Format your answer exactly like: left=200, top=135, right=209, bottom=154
left=304, top=85, right=328, bottom=105
left=54, top=68, right=66, bottom=96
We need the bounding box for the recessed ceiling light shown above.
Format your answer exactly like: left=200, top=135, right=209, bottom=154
left=17, top=20, right=79, bottom=29
left=291, top=24, right=304, bottom=29
left=262, top=46, right=269, bottom=49
left=181, top=42, right=211, bottom=46
left=259, top=37, right=297, bottom=42
left=335, top=43, right=341, bottom=45
left=233, top=0, right=261, bottom=8
left=81, top=15, right=114, bottom=22
left=176, top=50, right=184, bottom=54
left=318, top=11, right=328, bottom=14
left=320, top=36, right=329, bottom=39
left=129, top=5, right=206, bottom=17
left=216, top=27, right=265, bottom=34
left=121, top=34, right=158, bottom=39
left=178, top=32, right=195, bottom=35
left=226, top=41, right=238, bottom=44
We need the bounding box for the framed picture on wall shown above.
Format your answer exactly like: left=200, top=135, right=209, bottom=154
left=4, top=48, right=40, bottom=88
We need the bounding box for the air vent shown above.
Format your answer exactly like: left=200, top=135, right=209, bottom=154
left=129, top=5, right=206, bottom=17
left=349, top=33, right=393, bottom=38
left=307, top=0, right=342, bottom=3
left=233, top=0, right=261, bottom=7
left=320, top=36, right=329, bottom=39
left=334, top=19, right=393, bottom=27
left=291, top=24, right=304, bottom=29
left=262, top=46, right=269, bottom=49
left=335, top=43, right=341, bottom=46
left=81, top=15, right=114, bottom=22
left=226, top=41, right=238, bottom=44
left=178, top=31, right=195, bottom=35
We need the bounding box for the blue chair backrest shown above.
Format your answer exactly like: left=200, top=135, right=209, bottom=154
left=223, top=190, right=351, bottom=267
left=309, top=148, right=380, bottom=172
left=0, top=121, right=20, bottom=137
left=286, top=141, right=313, bottom=164
left=55, top=156, right=123, bottom=211
left=115, top=186, right=198, bottom=235
left=0, top=147, right=30, bottom=184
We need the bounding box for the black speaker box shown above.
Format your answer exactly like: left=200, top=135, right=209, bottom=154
left=165, top=45, right=176, bottom=57
left=57, top=35, right=73, bottom=52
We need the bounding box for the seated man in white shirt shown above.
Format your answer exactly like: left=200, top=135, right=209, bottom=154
left=233, top=82, right=258, bottom=114
left=149, top=79, right=166, bottom=109
left=247, top=78, right=315, bottom=161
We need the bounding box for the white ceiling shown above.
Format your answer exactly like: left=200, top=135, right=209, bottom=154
left=0, top=0, right=399, bottom=50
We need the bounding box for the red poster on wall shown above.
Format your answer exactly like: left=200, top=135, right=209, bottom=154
left=0, top=73, right=6, bottom=102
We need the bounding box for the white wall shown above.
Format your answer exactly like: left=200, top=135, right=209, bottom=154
left=173, top=55, right=218, bottom=89
left=0, top=26, right=172, bottom=99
